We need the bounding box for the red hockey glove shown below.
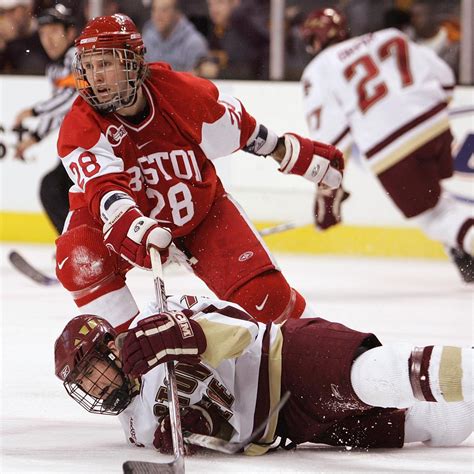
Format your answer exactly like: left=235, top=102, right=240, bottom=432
left=314, top=187, right=350, bottom=230
left=279, top=133, right=344, bottom=189
left=121, top=311, right=207, bottom=377
left=154, top=405, right=217, bottom=455
left=103, top=207, right=172, bottom=270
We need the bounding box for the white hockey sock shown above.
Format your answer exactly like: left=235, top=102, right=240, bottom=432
left=411, top=346, right=472, bottom=403
left=350, top=345, right=472, bottom=408
left=78, top=285, right=139, bottom=329
left=351, top=344, right=414, bottom=407
left=404, top=401, right=473, bottom=446
left=412, top=192, right=474, bottom=254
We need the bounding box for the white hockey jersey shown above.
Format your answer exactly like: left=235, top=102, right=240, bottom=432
left=118, top=295, right=283, bottom=456
left=301, top=28, right=455, bottom=175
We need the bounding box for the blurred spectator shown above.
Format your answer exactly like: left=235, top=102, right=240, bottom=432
left=83, top=0, right=118, bottom=22
left=383, top=7, right=412, bottom=34
left=0, top=0, right=49, bottom=74
left=118, top=0, right=151, bottom=30
left=410, top=0, right=460, bottom=79
left=142, top=0, right=208, bottom=71
left=284, top=5, right=311, bottom=80
left=199, top=0, right=269, bottom=80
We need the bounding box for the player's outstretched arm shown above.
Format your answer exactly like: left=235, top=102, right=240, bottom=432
left=273, top=133, right=344, bottom=189
left=243, top=124, right=344, bottom=189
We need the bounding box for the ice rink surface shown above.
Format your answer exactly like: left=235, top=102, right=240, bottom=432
left=1, top=243, right=473, bottom=473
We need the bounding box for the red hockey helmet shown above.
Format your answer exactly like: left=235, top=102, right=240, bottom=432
left=54, top=314, right=132, bottom=415
left=75, top=14, right=145, bottom=54
left=301, top=8, right=349, bottom=54
left=72, top=14, right=148, bottom=113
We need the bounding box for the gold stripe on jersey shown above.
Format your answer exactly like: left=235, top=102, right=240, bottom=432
left=197, top=318, right=254, bottom=368
left=245, top=327, right=284, bottom=456
left=370, top=117, right=450, bottom=175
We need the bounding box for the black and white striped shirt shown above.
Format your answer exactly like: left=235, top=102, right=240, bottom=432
left=31, top=46, right=77, bottom=141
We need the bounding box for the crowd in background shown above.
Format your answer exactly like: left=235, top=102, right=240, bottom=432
left=0, top=0, right=463, bottom=81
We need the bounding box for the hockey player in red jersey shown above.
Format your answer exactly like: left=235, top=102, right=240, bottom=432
left=54, top=296, right=473, bottom=455
left=54, top=14, right=345, bottom=331
left=300, top=8, right=473, bottom=282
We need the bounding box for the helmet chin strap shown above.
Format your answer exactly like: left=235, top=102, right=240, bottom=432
left=102, top=383, right=132, bottom=412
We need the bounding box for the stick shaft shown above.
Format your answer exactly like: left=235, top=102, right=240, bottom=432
left=149, top=247, right=185, bottom=459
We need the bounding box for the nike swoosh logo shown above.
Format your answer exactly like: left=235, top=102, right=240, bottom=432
left=255, top=294, right=269, bottom=311
left=137, top=140, right=153, bottom=150
left=57, top=257, right=69, bottom=270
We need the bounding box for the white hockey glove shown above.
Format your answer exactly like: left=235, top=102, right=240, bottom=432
left=279, top=133, right=344, bottom=189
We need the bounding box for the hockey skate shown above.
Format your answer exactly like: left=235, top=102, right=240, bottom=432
left=449, top=247, right=474, bottom=283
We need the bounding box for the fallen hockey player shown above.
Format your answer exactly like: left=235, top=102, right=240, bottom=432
left=55, top=294, right=472, bottom=455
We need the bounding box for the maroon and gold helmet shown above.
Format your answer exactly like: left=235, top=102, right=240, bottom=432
left=72, top=14, right=148, bottom=113
left=54, top=315, right=132, bottom=415
left=301, top=8, right=349, bottom=54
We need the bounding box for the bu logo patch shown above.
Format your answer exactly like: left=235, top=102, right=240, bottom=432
left=106, top=124, right=127, bottom=147
left=238, top=251, right=254, bottom=262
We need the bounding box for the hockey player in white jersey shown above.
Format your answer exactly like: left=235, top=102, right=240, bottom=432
left=300, top=8, right=473, bottom=282
left=54, top=294, right=473, bottom=455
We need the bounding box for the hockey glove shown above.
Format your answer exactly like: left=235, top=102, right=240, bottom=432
left=121, top=310, right=207, bottom=377
left=279, top=133, right=344, bottom=189
left=103, top=207, right=172, bottom=270
left=314, top=186, right=350, bottom=230
left=154, top=405, right=219, bottom=455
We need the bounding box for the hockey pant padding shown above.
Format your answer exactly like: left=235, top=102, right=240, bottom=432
left=404, top=401, right=473, bottom=446
left=412, top=192, right=474, bottom=254
left=227, top=270, right=306, bottom=323
left=377, top=129, right=453, bottom=218
left=350, top=345, right=472, bottom=408
left=55, top=224, right=139, bottom=329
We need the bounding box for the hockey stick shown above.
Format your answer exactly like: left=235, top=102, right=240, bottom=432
left=259, top=220, right=313, bottom=237
left=8, top=250, right=59, bottom=285
left=184, top=390, right=291, bottom=454
left=123, top=247, right=185, bottom=474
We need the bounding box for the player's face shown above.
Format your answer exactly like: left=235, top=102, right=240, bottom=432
left=81, top=50, right=132, bottom=105
left=75, top=351, right=123, bottom=399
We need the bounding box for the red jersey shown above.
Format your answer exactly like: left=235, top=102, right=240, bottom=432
left=58, top=63, right=257, bottom=236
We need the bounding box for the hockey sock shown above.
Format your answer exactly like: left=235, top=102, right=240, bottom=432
left=404, top=401, right=473, bottom=446
left=350, top=345, right=472, bottom=408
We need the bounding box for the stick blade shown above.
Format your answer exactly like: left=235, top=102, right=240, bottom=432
left=123, top=457, right=184, bottom=474
left=184, top=391, right=291, bottom=454
left=184, top=433, right=240, bottom=454
left=8, top=251, right=58, bottom=286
